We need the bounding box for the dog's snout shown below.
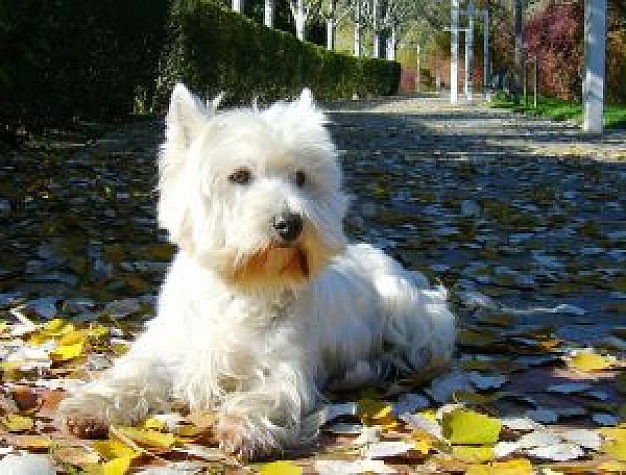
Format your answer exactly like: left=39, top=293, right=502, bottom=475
left=272, top=213, right=303, bottom=242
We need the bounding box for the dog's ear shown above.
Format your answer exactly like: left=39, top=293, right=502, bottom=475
left=166, top=83, right=210, bottom=150
left=297, top=88, right=315, bottom=109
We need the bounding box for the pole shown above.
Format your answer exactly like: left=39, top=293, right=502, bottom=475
left=451, top=0, right=459, bottom=103
left=583, top=0, right=607, bottom=133
left=416, top=44, right=421, bottom=93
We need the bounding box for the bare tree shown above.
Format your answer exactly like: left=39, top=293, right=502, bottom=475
left=322, top=0, right=354, bottom=50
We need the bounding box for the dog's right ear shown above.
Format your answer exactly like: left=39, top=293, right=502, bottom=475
left=166, top=83, right=210, bottom=150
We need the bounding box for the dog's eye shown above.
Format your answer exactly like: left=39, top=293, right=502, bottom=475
left=295, top=170, right=306, bottom=187
left=229, top=168, right=252, bottom=185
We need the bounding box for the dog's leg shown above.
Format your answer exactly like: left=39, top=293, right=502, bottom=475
left=214, top=364, right=318, bottom=460
left=379, top=271, right=456, bottom=375
left=58, top=343, right=172, bottom=438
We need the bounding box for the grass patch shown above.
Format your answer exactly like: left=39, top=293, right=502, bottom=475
left=489, top=92, right=626, bottom=129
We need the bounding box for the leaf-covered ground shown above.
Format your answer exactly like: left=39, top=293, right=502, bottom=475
left=0, top=98, right=625, bottom=474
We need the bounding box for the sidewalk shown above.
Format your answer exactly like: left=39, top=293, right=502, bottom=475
left=1, top=97, right=624, bottom=474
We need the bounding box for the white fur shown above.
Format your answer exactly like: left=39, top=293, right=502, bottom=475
left=59, top=84, right=455, bottom=459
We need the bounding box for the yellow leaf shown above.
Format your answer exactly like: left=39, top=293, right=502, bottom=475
left=567, top=351, right=613, bottom=372
left=30, top=319, right=75, bottom=344
left=50, top=341, right=84, bottom=362
left=411, top=430, right=436, bottom=454
left=44, top=318, right=73, bottom=334
left=442, top=409, right=502, bottom=445
left=418, top=409, right=437, bottom=421
left=451, top=445, right=495, bottom=463
left=258, top=461, right=303, bottom=475
left=11, top=434, right=52, bottom=450
left=143, top=417, right=167, bottom=431
left=92, top=439, right=138, bottom=461
left=58, top=329, right=89, bottom=346
left=1, top=414, right=34, bottom=432
left=111, top=343, right=129, bottom=356
left=466, top=459, right=533, bottom=475
left=603, top=439, right=626, bottom=461
left=114, top=427, right=175, bottom=449
left=598, top=460, right=626, bottom=472
left=88, top=324, right=110, bottom=340
left=357, top=399, right=396, bottom=428
left=101, top=457, right=132, bottom=475
left=490, top=459, right=533, bottom=475
left=465, top=466, right=490, bottom=475
left=86, top=456, right=133, bottom=475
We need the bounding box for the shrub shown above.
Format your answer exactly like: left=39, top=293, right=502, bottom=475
left=152, top=0, right=400, bottom=110
left=0, top=0, right=400, bottom=135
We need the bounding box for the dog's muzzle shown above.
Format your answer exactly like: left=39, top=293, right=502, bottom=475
left=272, top=212, right=303, bottom=243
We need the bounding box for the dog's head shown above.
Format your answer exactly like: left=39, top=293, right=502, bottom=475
left=158, top=83, right=348, bottom=290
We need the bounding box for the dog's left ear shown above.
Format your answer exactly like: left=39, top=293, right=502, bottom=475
left=298, top=88, right=315, bottom=109
left=166, top=83, right=211, bottom=151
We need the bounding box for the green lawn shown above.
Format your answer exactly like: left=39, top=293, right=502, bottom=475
left=489, top=93, right=626, bottom=129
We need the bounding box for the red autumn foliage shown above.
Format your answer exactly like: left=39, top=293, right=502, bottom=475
left=524, top=0, right=626, bottom=103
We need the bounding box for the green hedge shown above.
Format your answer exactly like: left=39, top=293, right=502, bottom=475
left=0, top=0, right=400, bottom=134
left=0, top=0, right=170, bottom=134
left=154, top=1, right=400, bottom=109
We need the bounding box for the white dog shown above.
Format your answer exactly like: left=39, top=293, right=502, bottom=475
left=59, top=84, right=455, bottom=459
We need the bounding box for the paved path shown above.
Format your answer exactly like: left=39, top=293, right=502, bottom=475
left=1, top=96, right=625, bottom=474
left=326, top=97, right=625, bottom=345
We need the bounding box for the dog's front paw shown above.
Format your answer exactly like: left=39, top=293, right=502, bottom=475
left=216, top=414, right=281, bottom=461
left=65, top=414, right=109, bottom=439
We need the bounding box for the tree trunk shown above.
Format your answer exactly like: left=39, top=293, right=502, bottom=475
left=513, top=0, right=523, bottom=103
left=326, top=17, right=336, bottom=50
left=264, top=0, right=274, bottom=27
left=386, top=27, right=397, bottom=61
left=232, top=0, right=244, bottom=13
left=465, top=0, right=474, bottom=100
left=291, top=0, right=306, bottom=41
left=354, top=1, right=362, bottom=56
left=451, top=0, right=459, bottom=103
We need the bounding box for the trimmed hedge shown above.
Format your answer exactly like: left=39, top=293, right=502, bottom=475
left=0, top=0, right=170, bottom=134
left=154, top=1, right=400, bottom=108
left=0, top=0, right=400, bottom=134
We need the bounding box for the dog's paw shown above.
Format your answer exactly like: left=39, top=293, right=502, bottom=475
left=215, top=415, right=280, bottom=461
left=64, top=415, right=109, bottom=439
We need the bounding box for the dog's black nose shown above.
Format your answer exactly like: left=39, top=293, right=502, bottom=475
left=272, top=212, right=303, bottom=242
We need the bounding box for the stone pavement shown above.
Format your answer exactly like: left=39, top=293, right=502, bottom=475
left=1, top=95, right=625, bottom=474
left=325, top=96, right=625, bottom=344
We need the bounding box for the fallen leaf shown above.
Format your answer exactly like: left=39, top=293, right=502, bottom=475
left=1, top=414, right=34, bottom=432
left=49, top=341, right=84, bottom=362
left=315, top=459, right=397, bottom=474
left=442, top=409, right=502, bottom=445
left=9, top=434, right=52, bottom=451
left=258, top=460, right=303, bottom=475
left=527, top=443, right=585, bottom=461
left=567, top=351, right=614, bottom=372
left=113, top=427, right=175, bottom=449
left=52, top=446, right=100, bottom=467
left=92, top=439, right=139, bottom=460
left=451, top=445, right=495, bottom=463
left=361, top=441, right=415, bottom=459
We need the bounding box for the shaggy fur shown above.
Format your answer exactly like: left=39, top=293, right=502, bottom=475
left=59, top=84, right=455, bottom=459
